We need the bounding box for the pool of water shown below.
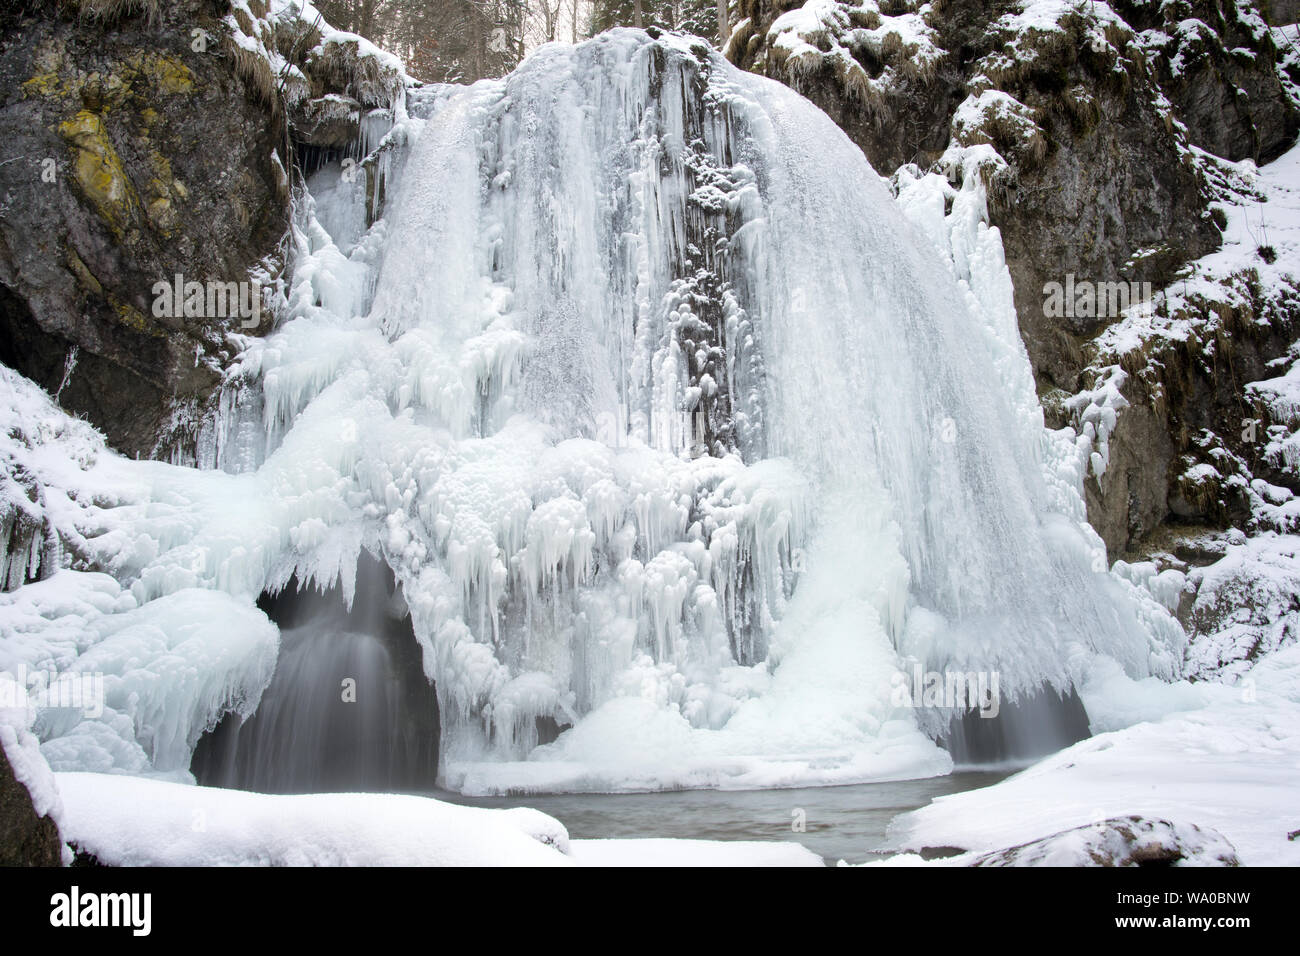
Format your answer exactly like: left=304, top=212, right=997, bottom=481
left=437, top=771, right=1012, bottom=865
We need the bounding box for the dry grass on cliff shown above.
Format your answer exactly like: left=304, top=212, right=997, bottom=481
left=308, top=38, right=405, bottom=110
left=225, top=40, right=280, bottom=114
left=69, top=0, right=161, bottom=23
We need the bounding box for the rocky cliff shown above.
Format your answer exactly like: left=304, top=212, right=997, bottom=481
left=0, top=0, right=403, bottom=462
left=730, top=0, right=1295, bottom=388
left=0, top=0, right=290, bottom=458
left=730, top=2, right=1300, bottom=609
left=0, top=740, right=61, bottom=866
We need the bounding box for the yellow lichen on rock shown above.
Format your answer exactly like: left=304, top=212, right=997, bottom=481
left=58, top=109, right=140, bottom=236
left=109, top=296, right=155, bottom=334
left=125, top=51, right=194, bottom=95
left=23, top=69, right=64, bottom=98
left=144, top=149, right=183, bottom=232
left=26, top=47, right=193, bottom=108
left=22, top=40, right=68, bottom=97
left=147, top=195, right=174, bottom=232
left=66, top=250, right=104, bottom=295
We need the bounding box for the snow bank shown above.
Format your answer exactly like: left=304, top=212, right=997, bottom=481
left=57, top=771, right=572, bottom=866
left=868, top=816, right=1240, bottom=867
left=763, top=0, right=944, bottom=108
left=1, top=570, right=278, bottom=776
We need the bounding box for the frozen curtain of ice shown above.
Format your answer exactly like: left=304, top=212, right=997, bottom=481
left=2, top=30, right=1183, bottom=793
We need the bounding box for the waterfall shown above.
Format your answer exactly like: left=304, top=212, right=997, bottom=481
left=133, top=29, right=1181, bottom=794
left=191, top=554, right=438, bottom=794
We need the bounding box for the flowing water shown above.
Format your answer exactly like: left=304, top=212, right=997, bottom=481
left=192, top=555, right=440, bottom=794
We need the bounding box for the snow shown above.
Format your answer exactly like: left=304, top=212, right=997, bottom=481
left=995, top=0, right=1129, bottom=43
left=224, top=0, right=408, bottom=118
left=876, top=643, right=1300, bottom=866
left=54, top=771, right=821, bottom=866
left=1273, top=23, right=1300, bottom=109
left=950, top=90, right=1043, bottom=150
left=764, top=0, right=943, bottom=102
left=978, top=0, right=1134, bottom=83
left=0, top=570, right=279, bottom=776
left=1183, top=532, right=1300, bottom=683
left=867, top=816, right=1241, bottom=866
left=1090, top=142, right=1300, bottom=363
left=57, top=771, right=570, bottom=866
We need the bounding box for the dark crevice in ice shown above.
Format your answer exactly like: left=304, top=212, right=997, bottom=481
left=940, top=683, right=1092, bottom=765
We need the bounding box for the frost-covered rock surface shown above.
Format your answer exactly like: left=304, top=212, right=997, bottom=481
left=1068, top=140, right=1300, bottom=677
left=874, top=815, right=1240, bottom=867
left=224, top=0, right=407, bottom=141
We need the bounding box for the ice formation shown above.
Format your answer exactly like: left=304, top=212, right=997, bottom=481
left=1, top=29, right=1185, bottom=793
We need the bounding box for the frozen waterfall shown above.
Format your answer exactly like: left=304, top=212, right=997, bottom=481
left=10, top=30, right=1185, bottom=795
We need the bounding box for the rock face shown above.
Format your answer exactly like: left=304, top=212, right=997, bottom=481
left=728, top=0, right=1244, bottom=391
left=0, top=0, right=290, bottom=457
left=1116, top=0, right=1298, bottom=163
left=1264, top=0, right=1300, bottom=25
left=1084, top=274, right=1300, bottom=558
left=964, top=815, right=1241, bottom=866
left=0, top=739, right=62, bottom=866
left=730, top=0, right=1300, bottom=567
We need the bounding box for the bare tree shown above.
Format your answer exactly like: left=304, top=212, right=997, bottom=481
left=535, top=0, right=566, bottom=42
